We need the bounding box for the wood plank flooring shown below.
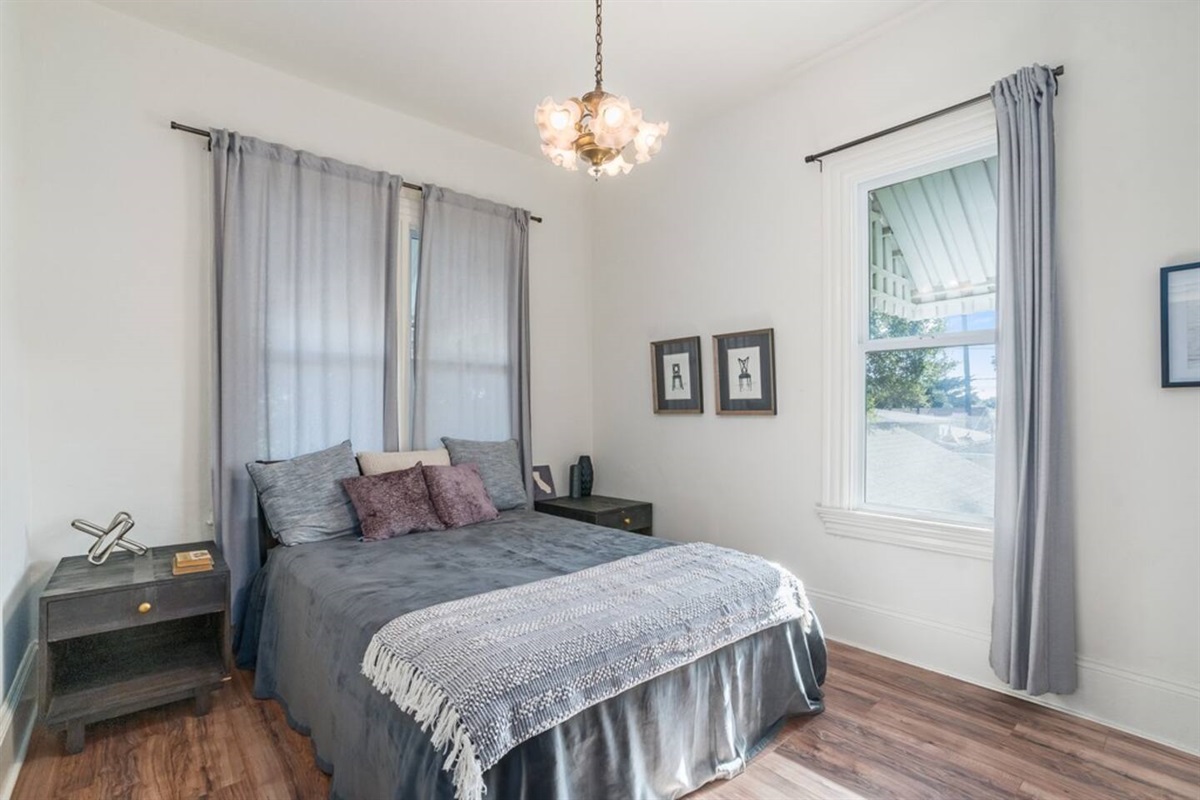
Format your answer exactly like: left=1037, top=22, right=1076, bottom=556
left=14, top=641, right=1199, bottom=799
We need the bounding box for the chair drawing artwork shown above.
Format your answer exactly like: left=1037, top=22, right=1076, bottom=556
left=737, top=357, right=753, bottom=392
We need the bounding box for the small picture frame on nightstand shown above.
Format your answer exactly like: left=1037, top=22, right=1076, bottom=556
left=531, top=465, right=557, bottom=500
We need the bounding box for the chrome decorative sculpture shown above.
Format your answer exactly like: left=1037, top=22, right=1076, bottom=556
left=72, top=512, right=147, bottom=565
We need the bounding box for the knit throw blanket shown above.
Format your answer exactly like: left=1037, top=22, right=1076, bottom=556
left=361, top=543, right=814, bottom=800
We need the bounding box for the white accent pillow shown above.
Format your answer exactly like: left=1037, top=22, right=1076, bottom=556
left=357, top=448, right=451, bottom=475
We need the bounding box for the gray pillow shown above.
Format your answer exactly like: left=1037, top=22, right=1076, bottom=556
left=440, top=437, right=527, bottom=511
left=246, top=440, right=361, bottom=546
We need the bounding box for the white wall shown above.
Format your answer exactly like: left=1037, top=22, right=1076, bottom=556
left=593, top=0, right=1200, bottom=752
left=1, top=3, right=39, bottom=790
left=0, top=0, right=34, bottom=690
left=5, top=1, right=594, bottom=618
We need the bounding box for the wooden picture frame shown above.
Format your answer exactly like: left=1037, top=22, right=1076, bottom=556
left=713, top=328, right=776, bottom=415
left=1161, top=262, right=1200, bottom=387
left=651, top=336, right=703, bottom=414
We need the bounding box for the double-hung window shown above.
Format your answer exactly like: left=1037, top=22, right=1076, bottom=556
left=819, top=106, right=998, bottom=558
left=862, top=156, right=998, bottom=522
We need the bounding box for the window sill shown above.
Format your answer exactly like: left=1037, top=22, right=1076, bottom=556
left=815, top=506, right=993, bottom=561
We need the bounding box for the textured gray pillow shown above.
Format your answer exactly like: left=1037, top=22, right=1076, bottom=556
left=246, top=440, right=361, bottom=546
left=440, top=437, right=527, bottom=511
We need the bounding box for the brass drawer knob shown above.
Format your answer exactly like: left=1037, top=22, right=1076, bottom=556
left=138, top=601, right=152, bottom=614
left=623, top=517, right=632, bottom=525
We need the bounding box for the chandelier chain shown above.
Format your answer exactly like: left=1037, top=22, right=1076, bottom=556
left=594, top=0, right=603, bottom=89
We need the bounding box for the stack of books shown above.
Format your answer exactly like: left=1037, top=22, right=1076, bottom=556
left=173, top=549, right=214, bottom=576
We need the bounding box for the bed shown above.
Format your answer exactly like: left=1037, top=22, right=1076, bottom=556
left=236, top=509, right=826, bottom=800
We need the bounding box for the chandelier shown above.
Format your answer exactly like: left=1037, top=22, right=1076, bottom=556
left=534, top=0, right=668, bottom=178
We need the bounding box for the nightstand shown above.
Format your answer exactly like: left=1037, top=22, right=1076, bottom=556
left=38, top=541, right=231, bottom=754
left=535, top=495, right=653, bottom=536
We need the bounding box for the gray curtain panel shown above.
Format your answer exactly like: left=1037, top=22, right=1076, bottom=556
left=411, top=186, right=532, bottom=506
left=989, top=66, right=1076, bottom=695
left=210, top=130, right=402, bottom=619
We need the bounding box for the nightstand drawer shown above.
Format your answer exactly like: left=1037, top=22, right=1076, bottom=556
left=597, top=504, right=652, bottom=532
left=46, top=577, right=225, bottom=642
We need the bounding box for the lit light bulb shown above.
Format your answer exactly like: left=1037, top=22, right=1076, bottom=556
left=541, top=143, right=578, bottom=171
left=633, top=120, right=669, bottom=164
left=588, top=95, right=641, bottom=150
left=534, top=97, right=583, bottom=149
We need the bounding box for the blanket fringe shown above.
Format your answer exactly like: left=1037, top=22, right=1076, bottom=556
left=794, top=578, right=815, bottom=634
left=769, top=561, right=815, bottom=634
left=362, top=638, right=486, bottom=800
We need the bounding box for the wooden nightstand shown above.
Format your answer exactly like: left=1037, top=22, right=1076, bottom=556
left=38, top=541, right=231, bottom=754
left=535, top=495, right=653, bottom=536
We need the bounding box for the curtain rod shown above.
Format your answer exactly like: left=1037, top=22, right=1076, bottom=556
left=170, top=121, right=544, bottom=223
left=803, top=65, right=1064, bottom=167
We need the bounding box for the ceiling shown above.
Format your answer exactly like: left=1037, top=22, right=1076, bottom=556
left=99, top=0, right=924, bottom=157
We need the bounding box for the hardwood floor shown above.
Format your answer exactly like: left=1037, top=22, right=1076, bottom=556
left=14, top=641, right=1199, bottom=799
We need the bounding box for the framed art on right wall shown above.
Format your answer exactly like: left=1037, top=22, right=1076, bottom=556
left=713, top=328, right=777, bottom=415
left=1161, top=262, right=1200, bottom=387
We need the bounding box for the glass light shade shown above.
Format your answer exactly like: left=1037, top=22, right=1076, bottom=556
left=534, top=97, right=583, bottom=150
left=540, top=143, right=579, bottom=171
left=587, top=153, right=633, bottom=178
left=587, top=95, right=642, bottom=150
left=633, top=120, right=669, bottom=164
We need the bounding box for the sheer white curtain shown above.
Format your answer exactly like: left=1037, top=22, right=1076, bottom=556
left=210, top=130, right=401, bottom=619
left=411, top=186, right=531, bottom=497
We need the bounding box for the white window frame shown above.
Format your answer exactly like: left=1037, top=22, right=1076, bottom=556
left=817, top=104, right=997, bottom=561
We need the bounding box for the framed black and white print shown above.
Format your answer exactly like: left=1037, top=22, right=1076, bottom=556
left=713, top=328, right=776, bottom=415
left=651, top=336, right=703, bottom=414
left=1162, top=263, right=1200, bottom=387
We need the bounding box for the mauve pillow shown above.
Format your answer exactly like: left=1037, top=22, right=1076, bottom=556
left=441, top=437, right=527, bottom=511
left=341, top=463, right=445, bottom=541
left=423, top=463, right=500, bottom=528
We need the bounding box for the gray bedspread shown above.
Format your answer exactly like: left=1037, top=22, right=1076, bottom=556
left=237, top=510, right=826, bottom=800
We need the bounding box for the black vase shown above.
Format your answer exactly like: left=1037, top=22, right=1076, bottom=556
left=569, top=465, right=582, bottom=499
left=577, top=456, right=594, bottom=498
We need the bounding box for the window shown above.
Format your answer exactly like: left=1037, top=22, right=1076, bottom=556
left=818, top=105, right=997, bottom=559
left=862, top=157, right=997, bottom=523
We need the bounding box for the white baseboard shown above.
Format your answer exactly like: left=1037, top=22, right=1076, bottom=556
left=0, top=643, right=37, bottom=800
left=809, top=587, right=1200, bottom=756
